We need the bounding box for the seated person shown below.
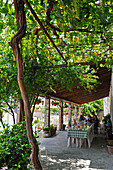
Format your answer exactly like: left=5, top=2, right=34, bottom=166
left=86, top=113, right=89, bottom=121
left=79, top=115, right=85, bottom=121
left=93, top=114, right=99, bottom=134
left=91, top=112, right=96, bottom=121
left=86, top=114, right=93, bottom=123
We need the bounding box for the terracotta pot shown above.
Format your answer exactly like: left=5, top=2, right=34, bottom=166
left=107, top=145, right=113, bottom=154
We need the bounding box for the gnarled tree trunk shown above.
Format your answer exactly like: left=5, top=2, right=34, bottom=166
left=10, top=0, right=42, bottom=169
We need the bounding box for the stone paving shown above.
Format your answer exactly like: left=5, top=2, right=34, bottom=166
left=38, top=131, right=113, bottom=170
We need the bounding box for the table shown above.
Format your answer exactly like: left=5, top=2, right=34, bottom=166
left=67, top=123, right=94, bottom=148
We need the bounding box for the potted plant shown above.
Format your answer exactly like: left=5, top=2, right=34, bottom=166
left=71, top=105, right=75, bottom=109
left=52, top=101, right=59, bottom=106
left=64, top=103, right=68, bottom=108
left=49, top=124, right=54, bottom=136
left=49, top=124, right=56, bottom=136
left=36, top=98, right=41, bottom=104
left=43, top=127, right=50, bottom=134
left=53, top=126, right=57, bottom=135
left=107, top=138, right=113, bottom=154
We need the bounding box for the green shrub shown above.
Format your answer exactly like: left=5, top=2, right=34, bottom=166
left=81, top=99, right=103, bottom=115
left=34, top=119, right=39, bottom=124
left=0, top=121, right=32, bottom=169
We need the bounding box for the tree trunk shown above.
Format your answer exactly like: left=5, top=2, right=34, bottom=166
left=18, top=98, right=25, bottom=122
left=10, top=0, right=42, bottom=169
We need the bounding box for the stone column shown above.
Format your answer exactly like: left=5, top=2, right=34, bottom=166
left=79, top=106, right=81, bottom=116
left=44, top=96, right=50, bottom=128
left=59, top=101, right=63, bottom=131
left=74, top=105, right=77, bottom=120
left=68, top=103, right=72, bottom=127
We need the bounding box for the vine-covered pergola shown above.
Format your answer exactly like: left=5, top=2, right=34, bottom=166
left=1, top=0, right=113, bottom=169
left=42, top=62, right=111, bottom=137
left=46, top=64, right=111, bottom=104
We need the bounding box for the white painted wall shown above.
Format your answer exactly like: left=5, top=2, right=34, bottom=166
left=103, top=97, right=110, bottom=116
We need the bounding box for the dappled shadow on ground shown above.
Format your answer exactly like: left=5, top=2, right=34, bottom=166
left=36, top=132, right=113, bottom=170
left=41, top=155, right=91, bottom=170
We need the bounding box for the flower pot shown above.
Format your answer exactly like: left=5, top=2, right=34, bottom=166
left=107, top=145, right=113, bottom=154
left=43, top=128, right=49, bottom=134
left=49, top=129, right=52, bottom=136
left=52, top=128, right=56, bottom=136
left=107, top=140, right=113, bottom=146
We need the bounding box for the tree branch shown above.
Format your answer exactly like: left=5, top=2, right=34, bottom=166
left=31, top=94, right=39, bottom=117
left=2, top=108, right=13, bottom=116
left=23, top=0, right=67, bottom=64
left=5, top=101, right=15, bottom=123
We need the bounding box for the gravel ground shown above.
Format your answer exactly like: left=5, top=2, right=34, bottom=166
left=36, top=131, right=113, bottom=170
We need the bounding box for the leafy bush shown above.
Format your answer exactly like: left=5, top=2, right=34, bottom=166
left=34, top=119, right=39, bottom=124
left=0, top=121, right=32, bottom=169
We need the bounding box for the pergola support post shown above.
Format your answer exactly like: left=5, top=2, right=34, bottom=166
left=59, top=101, right=63, bottom=131
left=44, top=96, right=50, bottom=128
left=74, top=105, right=77, bottom=120
left=68, top=103, right=72, bottom=127
left=79, top=106, right=81, bottom=116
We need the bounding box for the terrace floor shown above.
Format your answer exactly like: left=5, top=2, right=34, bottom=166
left=38, top=131, right=113, bottom=170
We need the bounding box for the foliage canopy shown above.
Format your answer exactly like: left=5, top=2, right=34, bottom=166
left=0, top=0, right=113, bottom=99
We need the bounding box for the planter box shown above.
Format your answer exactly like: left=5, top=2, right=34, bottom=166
left=43, top=127, right=56, bottom=137
left=107, top=145, right=113, bottom=154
